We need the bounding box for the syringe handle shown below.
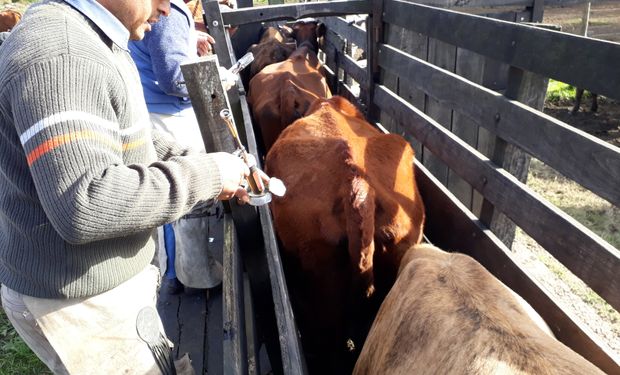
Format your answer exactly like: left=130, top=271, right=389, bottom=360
left=247, top=165, right=265, bottom=194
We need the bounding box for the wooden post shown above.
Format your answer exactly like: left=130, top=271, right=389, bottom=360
left=365, top=0, right=384, bottom=122
left=181, top=42, right=306, bottom=375
left=479, top=65, right=549, bottom=248
left=475, top=9, right=549, bottom=248
left=222, top=215, right=248, bottom=375
left=181, top=56, right=250, bottom=375
left=580, top=2, right=591, bottom=37
left=180, top=55, right=236, bottom=153
left=203, top=0, right=248, bottom=145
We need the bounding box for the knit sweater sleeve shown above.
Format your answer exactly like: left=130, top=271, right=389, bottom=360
left=10, top=55, right=223, bottom=245
left=143, top=6, right=194, bottom=98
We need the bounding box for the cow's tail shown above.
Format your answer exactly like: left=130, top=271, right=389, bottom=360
left=344, top=169, right=377, bottom=299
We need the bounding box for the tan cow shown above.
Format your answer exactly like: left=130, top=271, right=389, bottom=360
left=0, top=9, right=21, bottom=33
left=354, top=243, right=605, bottom=375
left=266, top=96, right=425, bottom=373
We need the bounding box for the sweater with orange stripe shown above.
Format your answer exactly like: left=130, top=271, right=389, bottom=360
left=0, top=0, right=223, bottom=298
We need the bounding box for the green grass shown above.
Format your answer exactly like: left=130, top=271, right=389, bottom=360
left=545, top=80, right=577, bottom=103
left=545, top=79, right=597, bottom=105
left=0, top=307, right=52, bottom=375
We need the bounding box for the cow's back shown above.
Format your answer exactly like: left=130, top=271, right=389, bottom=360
left=266, top=96, right=425, bottom=373
left=354, top=244, right=604, bottom=375
left=248, top=50, right=331, bottom=151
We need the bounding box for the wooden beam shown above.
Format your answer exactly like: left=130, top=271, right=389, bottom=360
left=181, top=56, right=289, bottom=374
left=222, top=215, right=247, bottom=375
left=221, top=0, right=370, bottom=26
left=383, top=0, right=620, bottom=100
left=415, top=161, right=620, bottom=375
left=377, top=44, right=620, bottom=208
left=373, top=84, right=620, bottom=313
left=321, top=16, right=367, bottom=49
left=180, top=55, right=236, bottom=153
left=258, top=206, right=307, bottom=374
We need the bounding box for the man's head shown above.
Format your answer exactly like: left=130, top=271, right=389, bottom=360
left=97, top=0, right=170, bottom=40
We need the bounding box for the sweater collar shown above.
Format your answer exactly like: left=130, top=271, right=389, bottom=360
left=63, top=0, right=130, bottom=51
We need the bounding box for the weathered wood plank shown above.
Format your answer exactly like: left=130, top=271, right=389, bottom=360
left=323, top=28, right=345, bottom=90
left=258, top=206, right=307, bottom=374
left=421, top=37, right=456, bottom=185
left=221, top=0, right=370, bottom=26
left=472, top=10, right=525, bottom=217
left=383, top=0, right=620, bottom=100
left=341, top=53, right=368, bottom=90
left=373, top=84, right=620, bottom=312
left=377, top=44, right=620, bottom=207
left=178, top=292, right=208, bottom=374
left=182, top=56, right=286, bottom=374
left=181, top=56, right=236, bottom=153
left=321, top=16, right=367, bottom=49
left=323, top=65, right=364, bottom=110
left=447, top=47, right=485, bottom=209
left=204, top=0, right=234, bottom=69
left=404, top=0, right=531, bottom=7
left=384, top=23, right=427, bottom=157
left=480, top=66, right=548, bottom=247
left=207, top=214, right=225, bottom=375
left=364, top=0, right=384, bottom=121
left=415, top=161, right=620, bottom=375
left=207, top=290, right=224, bottom=375
left=223, top=214, right=247, bottom=375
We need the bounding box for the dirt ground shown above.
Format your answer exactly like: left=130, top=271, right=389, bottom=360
left=544, top=97, right=620, bottom=148
left=542, top=0, right=620, bottom=147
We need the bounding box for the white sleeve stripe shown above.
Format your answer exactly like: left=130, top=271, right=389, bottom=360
left=19, top=111, right=147, bottom=146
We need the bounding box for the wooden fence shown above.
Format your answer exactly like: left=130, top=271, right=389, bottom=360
left=190, top=0, right=620, bottom=373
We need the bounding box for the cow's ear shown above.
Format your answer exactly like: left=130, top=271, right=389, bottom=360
left=317, top=22, right=326, bottom=38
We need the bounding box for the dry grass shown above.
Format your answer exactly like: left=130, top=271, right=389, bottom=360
left=528, top=159, right=620, bottom=248
left=513, top=159, right=620, bottom=356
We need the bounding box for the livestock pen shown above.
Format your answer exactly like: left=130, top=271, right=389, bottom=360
left=176, top=0, right=620, bottom=374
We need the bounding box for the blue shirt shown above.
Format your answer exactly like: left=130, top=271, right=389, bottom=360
left=128, top=0, right=196, bottom=115
left=63, top=0, right=129, bottom=50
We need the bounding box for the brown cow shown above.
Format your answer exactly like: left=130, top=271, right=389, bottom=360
left=246, top=20, right=330, bottom=152
left=266, top=96, right=425, bottom=373
left=245, top=25, right=295, bottom=83
left=354, top=243, right=604, bottom=375
left=247, top=45, right=331, bottom=151
left=0, top=9, right=21, bottom=33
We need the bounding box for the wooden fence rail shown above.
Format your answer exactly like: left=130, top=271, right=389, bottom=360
left=373, top=84, right=620, bottom=313
left=383, top=0, right=620, bottom=100
left=377, top=44, right=620, bottom=208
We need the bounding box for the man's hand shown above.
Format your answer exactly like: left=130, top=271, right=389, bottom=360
left=210, top=152, right=251, bottom=202
left=196, top=31, right=215, bottom=56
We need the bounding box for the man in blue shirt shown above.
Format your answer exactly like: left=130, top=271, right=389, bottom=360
left=129, top=0, right=223, bottom=295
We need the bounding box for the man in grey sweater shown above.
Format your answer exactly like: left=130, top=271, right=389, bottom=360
left=0, top=0, right=250, bottom=373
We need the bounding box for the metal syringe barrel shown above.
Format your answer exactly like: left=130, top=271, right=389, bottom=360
left=219, top=109, right=265, bottom=194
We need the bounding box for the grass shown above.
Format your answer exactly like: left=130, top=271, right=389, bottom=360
left=520, top=159, right=620, bottom=345
left=527, top=159, right=620, bottom=249
left=545, top=80, right=577, bottom=104
left=0, top=305, right=52, bottom=375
